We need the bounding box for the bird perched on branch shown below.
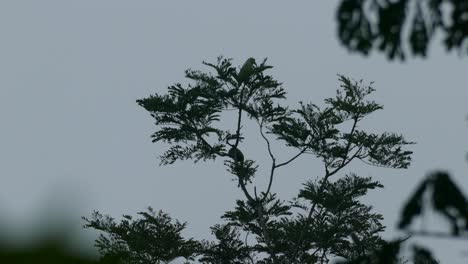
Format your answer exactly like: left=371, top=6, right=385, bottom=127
left=228, top=146, right=244, bottom=164
left=225, top=137, right=245, bottom=165
left=236, top=57, right=256, bottom=85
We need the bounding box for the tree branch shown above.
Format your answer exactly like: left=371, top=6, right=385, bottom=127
left=263, top=162, right=276, bottom=203
left=327, top=146, right=363, bottom=178
left=259, top=120, right=277, bottom=202
left=340, top=117, right=359, bottom=167
left=238, top=176, right=255, bottom=203
left=233, top=84, right=246, bottom=148
left=259, top=120, right=275, bottom=162
left=293, top=136, right=365, bottom=260
left=275, top=147, right=308, bottom=168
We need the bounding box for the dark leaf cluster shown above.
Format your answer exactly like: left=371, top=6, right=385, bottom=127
left=337, top=0, right=468, bottom=60
left=200, top=224, right=253, bottom=264
left=270, top=75, right=413, bottom=170
left=82, top=207, right=200, bottom=264
left=136, top=56, right=286, bottom=166
left=298, top=174, right=385, bottom=261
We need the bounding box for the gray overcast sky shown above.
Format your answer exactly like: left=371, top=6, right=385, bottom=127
left=1, top=0, right=468, bottom=262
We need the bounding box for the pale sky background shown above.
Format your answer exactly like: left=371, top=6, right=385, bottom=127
left=1, top=1, right=468, bottom=263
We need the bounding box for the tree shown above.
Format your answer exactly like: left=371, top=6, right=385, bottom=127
left=84, top=57, right=414, bottom=263
left=336, top=0, right=468, bottom=60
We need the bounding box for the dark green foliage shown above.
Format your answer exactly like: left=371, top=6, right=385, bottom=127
left=86, top=57, right=415, bottom=263
left=136, top=57, right=286, bottom=166
left=296, top=175, right=386, bottom=262
left=199, top=224, right=253, bottom=264
left=336, top=0, right=468, bottom=60
left=270, top=76, right=413, bottom=170
left=136, top=80, right=225, bottom=165
left=82, top=207, right=200, bottom=263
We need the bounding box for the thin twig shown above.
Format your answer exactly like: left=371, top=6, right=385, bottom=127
left=340, top=117, right=358, bottom=167
left=360, top=159, right=406, bottom=169
left=263, top=162, right=276, bottom=203
left=275, top=147, right=308, bottom=168
left=259, top=120, right=277, bottom=202
left=233, top=85, right=246, bottom=148
left=259, top=120, right=275, bottom=161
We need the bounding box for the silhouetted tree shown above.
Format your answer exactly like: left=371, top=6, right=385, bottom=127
left=84, top=57, right=414, bottom=263
left=336, top=0, right=468, bottom=60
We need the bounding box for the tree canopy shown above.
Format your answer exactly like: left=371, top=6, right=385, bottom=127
left=85, top=57, right=415, bottom=263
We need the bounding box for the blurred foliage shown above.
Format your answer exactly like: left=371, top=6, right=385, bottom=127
left=0, top=241, right=115, bottom=264
left=336, top=238, right=440, bottom=263
left=412, top=245, right=439, bottom=264
left=399, top=170, right=468, bottom=236
left=337, top=0, right=468, bottom=60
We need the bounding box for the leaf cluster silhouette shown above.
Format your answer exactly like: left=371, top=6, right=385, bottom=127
left=337, top=0, right=468, bottom=60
